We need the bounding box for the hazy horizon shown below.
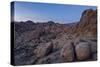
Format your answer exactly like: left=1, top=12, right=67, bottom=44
left=11, top=1, right=97, bottom=23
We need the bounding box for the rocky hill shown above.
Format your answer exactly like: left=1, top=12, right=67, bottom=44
left=72, top=9, right=97, bottom=37
left=12, top=9, right=97, bottom=65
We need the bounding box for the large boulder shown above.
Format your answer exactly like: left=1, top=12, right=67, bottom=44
left=75, top=42, right=91, bottom=60
left=60, top=42, right=75, bottom=62
left=35, top=42, right=53, bottom=58
left=74, top=37, right=97, bottom=53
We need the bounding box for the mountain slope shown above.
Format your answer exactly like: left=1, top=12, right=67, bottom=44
left=72, top=9, right=97, bottom=37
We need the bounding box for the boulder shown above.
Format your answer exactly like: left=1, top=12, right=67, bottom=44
left=60, top=42, right=75, bottom=62
left=75, top=42, right=91, bottom=60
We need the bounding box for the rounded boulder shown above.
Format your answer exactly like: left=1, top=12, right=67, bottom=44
left=75, top=42, right=91, bottom=60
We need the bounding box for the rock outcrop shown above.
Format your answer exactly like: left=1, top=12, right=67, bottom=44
left=72, top=9, right=97, bottom=37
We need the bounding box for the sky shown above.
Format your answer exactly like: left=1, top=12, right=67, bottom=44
left=12, top=1, right=97, bottom=24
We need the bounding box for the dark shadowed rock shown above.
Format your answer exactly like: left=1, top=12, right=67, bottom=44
left=75, top=42, right=91, bottom=60
left=92, top=53, right=97, bottom=60
left=88, top=41, right=97, bottom=53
